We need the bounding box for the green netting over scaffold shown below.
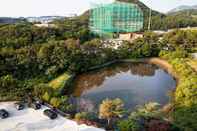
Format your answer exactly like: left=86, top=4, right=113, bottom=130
left=89, top=1, right=144, bottom=37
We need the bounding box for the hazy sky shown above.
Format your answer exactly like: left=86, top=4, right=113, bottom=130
left=0, top=0, right=197, bottom=17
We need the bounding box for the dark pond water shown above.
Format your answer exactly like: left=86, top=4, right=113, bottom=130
left=73, top=62, right=176, bottom=112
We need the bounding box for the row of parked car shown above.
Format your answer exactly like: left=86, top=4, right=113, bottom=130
left=0, top=101, right=58, bottom=120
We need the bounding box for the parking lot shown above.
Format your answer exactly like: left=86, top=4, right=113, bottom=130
left=0, top=102, right=104, bottom=131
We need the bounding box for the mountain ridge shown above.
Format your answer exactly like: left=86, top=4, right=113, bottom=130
left=169, top=5, right=197, bottom=13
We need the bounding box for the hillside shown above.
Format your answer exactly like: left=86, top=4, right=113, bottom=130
left=80, top=0, right=164, bottom=30
left=117, top=0, right=162, bottom=15
left=26, top=16, right=65, bottom=23
left=168, top=5, right=197, bottom=13
left=168, top=9, right=197, bottom=17
left=64, top=1, right=197, bottom=31
left=0, top=17, right=26, bottom=24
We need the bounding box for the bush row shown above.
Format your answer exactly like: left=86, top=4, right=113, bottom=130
left=159, top=51, right=197, bottom=130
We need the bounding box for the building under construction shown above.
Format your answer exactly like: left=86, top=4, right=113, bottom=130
left=89, top=1, right=144, bottom=38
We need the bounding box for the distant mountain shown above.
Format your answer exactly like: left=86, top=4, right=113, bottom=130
left=168, top=5, right=197, bottom=13
left=0, top=17, right=26, bottom=24
left=167, top=5, right=197, bottom=17
left=26, top=16, right=65, bottom=23
left=0, top=16, right=66, bottom=24
left=168, top=9, right=197, bottom=17
left=117, top=0, right=161, bottom=14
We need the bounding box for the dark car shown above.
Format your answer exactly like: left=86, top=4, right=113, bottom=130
left=14, top=102, right=25, bottom=110
left=44, top=109, right=57, bottom=119
left=30, top=102, right=41, bottom=110
left=0, top=109, right=9, bottom=119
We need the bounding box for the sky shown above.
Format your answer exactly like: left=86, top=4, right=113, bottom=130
left=0, top=0, right=197, bottom=17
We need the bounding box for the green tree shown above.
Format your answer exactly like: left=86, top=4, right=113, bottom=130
left=0, top=75, right=18, bottom=93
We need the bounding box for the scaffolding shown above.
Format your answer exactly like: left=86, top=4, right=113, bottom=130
left=89, top=1, right=144, bottom=38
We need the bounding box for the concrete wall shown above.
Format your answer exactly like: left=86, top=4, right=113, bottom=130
left=119, top=33, right=143, bottom=41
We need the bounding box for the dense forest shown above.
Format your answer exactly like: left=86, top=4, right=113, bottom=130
left=0, top=0, right=197, bottom=130
left=0, top=16, right=96, bottom=100
left=1, top=16, right=196, bottom=100
left=150, top=12, right=197, bottom=30
left=0, top=20, right=197, bottom=130
left=0, top=17, right=26, bottom=24
left=168, top=9, right=197, bottom=16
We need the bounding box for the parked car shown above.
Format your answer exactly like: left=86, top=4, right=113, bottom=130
left=14, top=102, right=25, bottom=110
left=44, top=109, right=57, bottom=119
left=0, top=109, right=9, bottom=119
left=30, top=102, right=41, bottom=110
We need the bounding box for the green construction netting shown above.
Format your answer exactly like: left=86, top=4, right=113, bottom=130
left=89, top=1, right=144, bottom=37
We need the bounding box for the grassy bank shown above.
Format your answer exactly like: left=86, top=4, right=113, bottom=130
left=79, top=57, right=197, bottom=130
left=159, top=51, right=197, bottom=130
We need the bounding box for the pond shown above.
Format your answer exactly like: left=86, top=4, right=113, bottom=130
left=73, top=62, right=176, bottom=112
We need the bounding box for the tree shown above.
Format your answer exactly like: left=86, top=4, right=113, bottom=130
left=162, top=30, right=197, bottom=51
left=143, top=31, right=159, bottom=44
left=0, top=75, right=18, bottom=93
left=99, top=98, right=125, bottom=126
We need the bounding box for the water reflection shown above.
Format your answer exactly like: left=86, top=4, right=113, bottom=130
left=73, top=63, right=176, bottom=112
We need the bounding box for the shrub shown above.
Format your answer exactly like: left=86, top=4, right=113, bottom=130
left=159, top=48, right=188, bottom=60
left=75, top=112, right=96, bottom=121
left=146, top=119, right=172, bottom=131
left=50, top=97, right=61, bottom=108
left=0, top=75, right=18, bottom=92
left=59, top=96, right=76, bottom=113
left=129, top=102, right=161, bottom=120
left=75, top=112, right=99, bottom=127
left=33, top=84, right=50, bottom=99
left=118, top=119, right=141, bottom=131
left=117, top=102, right=178, bottom=131
left=162, top=30, right=197, bottom=52
left=159, top=51, right=197, bottom=130
left=172, top=105, right=197, bottom=130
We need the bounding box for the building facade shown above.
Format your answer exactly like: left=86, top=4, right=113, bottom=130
left=89, top=1, right=144, bottom=38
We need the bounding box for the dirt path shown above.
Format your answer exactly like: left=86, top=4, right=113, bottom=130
left=146, top=58, right=178, bottom=81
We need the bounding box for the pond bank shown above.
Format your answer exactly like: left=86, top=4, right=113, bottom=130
left=144, top=58, right=179, bottom=81
left=74, top=59, right=176, bottom=111
left=88, top=58, right=178, bottom=82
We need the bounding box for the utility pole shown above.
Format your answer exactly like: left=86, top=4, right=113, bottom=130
left=148, top=8, right=152, bottom=31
